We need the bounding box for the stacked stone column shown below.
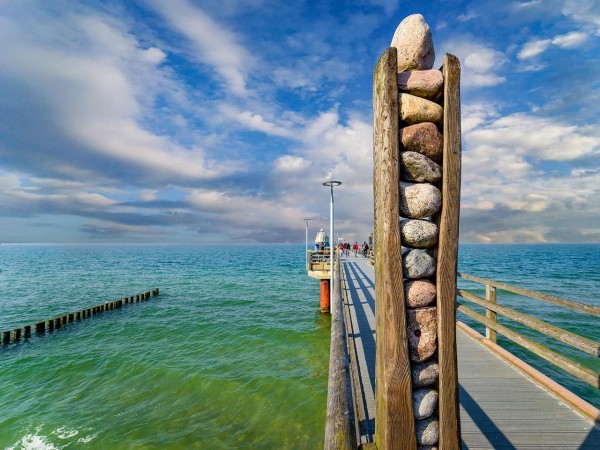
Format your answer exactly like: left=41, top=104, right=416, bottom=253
left=392, top=14, right=443, bottom=449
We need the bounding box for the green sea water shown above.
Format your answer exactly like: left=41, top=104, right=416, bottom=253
left=0, top=244, right=330, bottom=449
left=1, top=243, right=598, bottom=448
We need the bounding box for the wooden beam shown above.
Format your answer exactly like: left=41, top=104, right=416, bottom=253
left=373, top=46, right=416, bottom=450
left=436, top=53, right=462, bottom=450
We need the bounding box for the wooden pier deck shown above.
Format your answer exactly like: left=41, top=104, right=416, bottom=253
left=340, top=255, right=600, bottom=449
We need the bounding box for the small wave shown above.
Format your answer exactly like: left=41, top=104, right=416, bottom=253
left=52, top=426, right=78, bottom=439
left=7, top=433, right=59, bottom=450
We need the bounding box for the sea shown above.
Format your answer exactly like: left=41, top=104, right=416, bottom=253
left=0, top=243, right=598, bottom=449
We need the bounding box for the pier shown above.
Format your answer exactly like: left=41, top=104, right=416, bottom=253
left=333, top=255, right=599, bottom=448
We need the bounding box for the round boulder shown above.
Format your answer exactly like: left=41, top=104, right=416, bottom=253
left=402, top=249, right=435, bottom=279
left=390, top=14, right=435, bottom=72
left=406, top=306, right=437, bottom=362
left=399, top=93, right=443, bottom=126
left=405, top=279, right=436, bottom=308
left=400, top=218, right=438, bottom=248
left=413, top=388, right=439, bottom=420
left=400, top=122, right=443, bottom=163
left=416, top=416, right=439, bottom=446
left=399, top=182, right=441, bottom=219
left=401, top=151, right=441, bottom=183
left=411, top=359, right=439, bottom=388
left=398, top=70, right=443, bottom=101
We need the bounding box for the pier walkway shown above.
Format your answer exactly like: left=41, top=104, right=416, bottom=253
left=340, top=255, right=600, bottom=449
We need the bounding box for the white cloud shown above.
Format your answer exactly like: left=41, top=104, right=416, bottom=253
left=218, top=105, right=295, bottom=138
left=146, top=0, right=253, bottom=96
left=441, top=39, right=506, bottom=87
left=552, top=31, right=588, bottom=48
left=518, top=39, right=551, bottom=59
left=274, top=155, right=311, bottom=173
left=562, top=0, right=600, bottom=35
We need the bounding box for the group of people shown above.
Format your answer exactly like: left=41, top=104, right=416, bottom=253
left=338, top=241, right=370, bottom=258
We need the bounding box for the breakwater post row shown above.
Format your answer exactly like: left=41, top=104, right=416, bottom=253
left=1, top=288, right=160, bottom=346
left=373, top=14, right=461, bottom=449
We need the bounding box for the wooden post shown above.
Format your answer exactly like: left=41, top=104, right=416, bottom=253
left=47, top=319, right=54, bottom=332
left=320, top=279, right=331, bottom=313
left=13, top=328, right=21, bottom=341
left=35, top=321, right=45, bottom=333
left=76, top=311, right=81, bottom=320
left=136, top=294, right=140, bottom=302
left=24, top=325, right=31, bottom=338
left=2, top=330, right=10, bottom=344
left=61, top=315, right=68, bottom=325
left=54, top=318, right=62, bottom=329
left=486, top=285, right=497, bottom=343
left=68, top=313, right=74, bottom=323
left=373, top=46, right=416, bottom=449
left=436, top=53, right=462, bottom=449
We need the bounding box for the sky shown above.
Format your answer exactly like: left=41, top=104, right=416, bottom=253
left=0, top=0, right=599, bottom=244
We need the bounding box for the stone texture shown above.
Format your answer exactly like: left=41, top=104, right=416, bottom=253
left=399, top=93, right=443, bottom=126
left=413, top=388, right=439, bottom=420
left=405, top=279, right=436, bottom=308
left=416, top=416, right=439, bottom=446
left=400, top=218, right=438, bottom=248
left=390, top=14, right=435, bottom=73
left=403, top=249, right=436, bottom=279
left=407, top=306, right=437, bottom=362
left=399, top=182, right=441, bottom=218
left=401, top=151, right=441, bottom=183
left=411, top=359, right=439, bottom=388
left=400, top=122, right=443, bottom=163
left=398, top=70, right=443, bottom=101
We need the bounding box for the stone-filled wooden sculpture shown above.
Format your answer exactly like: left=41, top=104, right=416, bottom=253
left=373, top=13, right=461, bottom=450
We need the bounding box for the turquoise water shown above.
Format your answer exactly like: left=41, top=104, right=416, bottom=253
left=0, top=243, right=598, bottom=448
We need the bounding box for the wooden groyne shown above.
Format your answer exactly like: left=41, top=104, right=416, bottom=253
left=1, top=288, right=160, bottom=346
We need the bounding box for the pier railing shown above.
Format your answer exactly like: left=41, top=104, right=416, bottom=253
left=456, top=272, right=599, bottom=416
left=306, top=249, right=331, bottom=272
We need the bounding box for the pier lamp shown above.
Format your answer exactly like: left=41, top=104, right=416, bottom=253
left=303, top=218, right=312, bottom=267
left=323, top=180, right=341, bottom=310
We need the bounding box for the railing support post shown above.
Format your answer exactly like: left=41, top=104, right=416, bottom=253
left=486, top=285, right=497, bottom=343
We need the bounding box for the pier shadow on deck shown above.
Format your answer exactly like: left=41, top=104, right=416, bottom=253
left=340, top=257, right=600, bottom=449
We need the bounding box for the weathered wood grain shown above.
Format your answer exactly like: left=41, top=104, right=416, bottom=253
left=436, top=53, right=462, bottom=450
left=324, top=260, right=357, bottom=450
left=373, top=46, right=416, bottom=449
left=485, top=285, right=497, bottom=343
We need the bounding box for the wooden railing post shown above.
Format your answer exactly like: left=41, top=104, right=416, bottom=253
left=485, top=285, right=497, bottom=343
left=373, top=46, right=416, bottom=449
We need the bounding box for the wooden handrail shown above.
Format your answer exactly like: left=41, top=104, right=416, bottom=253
left=458, top=272, right=600, bottom=317
left=324, top=257, right=356, bottom=449
left=456, top=272, right=599, bottom=390
left=457, top=303, right=599, bottom=388
left=458, top=289, right=600, bottom=357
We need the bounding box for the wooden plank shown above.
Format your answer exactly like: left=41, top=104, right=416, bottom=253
left=458, top=272, right=600, bottom=317
left=325, top=261, right=356, bottom=450
left=458, top=289, right=600, bottom=356
left=485, top=285, right=497, bottom=343
left=373, top=46, right=416, bottom=449
left=457, top=304, right=599, bottom=387
left=436, top=52, right=462, bottom=450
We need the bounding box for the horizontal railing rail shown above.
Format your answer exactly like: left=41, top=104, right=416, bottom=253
left=307, top=250, right=332, bottom=272
left=456, top=273, right=599, bottom=390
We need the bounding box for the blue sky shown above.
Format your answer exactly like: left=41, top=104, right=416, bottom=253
left=0, top=0, right=598, bottom=243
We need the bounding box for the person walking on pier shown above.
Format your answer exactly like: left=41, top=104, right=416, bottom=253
left=353, top=242, right=359, bottom=257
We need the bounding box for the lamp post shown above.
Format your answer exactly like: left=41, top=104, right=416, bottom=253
left=303, top=218, right=312, bottom=268
left=323, top=180, right=341, bottom=312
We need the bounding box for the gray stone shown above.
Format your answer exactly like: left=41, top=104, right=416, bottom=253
left=399, top=182, right=441, bottom=219
left=390, top=14, right=435, bottom=73
left=400, top=122, right=443, bottom=163
left=405, top=279, right=436, bottom=308
left=413, top=388, right=439, bottom=420
left=401, top=151, right=441, bottom=183
left=416, top=416, right=439, bottom=446
left=399, top=93, right=443, bottom=126
left=400, top=218, right=438, bottom=248
left=398, top=70, right=443, bottom=101
left=403, top=249, right=435, bottom=279
left=411, top=359, right=439, bottom=388
left=406, top=306, right=437, bottom=362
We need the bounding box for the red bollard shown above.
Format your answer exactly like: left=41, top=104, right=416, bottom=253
left=320, top=279, right=330, bottom=313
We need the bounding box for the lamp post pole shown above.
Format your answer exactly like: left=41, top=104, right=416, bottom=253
left=323, top=180, right=341, bottom=311
left=304, top=218, right=311, bottom=268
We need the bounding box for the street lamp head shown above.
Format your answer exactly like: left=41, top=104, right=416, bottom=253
left=322, top=180, right=342, bottom=187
